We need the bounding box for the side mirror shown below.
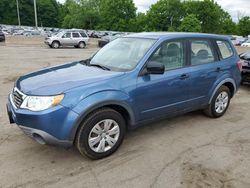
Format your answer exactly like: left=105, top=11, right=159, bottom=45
left=145, top=61, right=165, bottom=75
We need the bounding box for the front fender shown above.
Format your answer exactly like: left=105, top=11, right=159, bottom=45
left=69, top=90, right=136, bottom=140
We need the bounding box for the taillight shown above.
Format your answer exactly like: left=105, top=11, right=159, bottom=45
left=237, top=60, right=243, bottom=72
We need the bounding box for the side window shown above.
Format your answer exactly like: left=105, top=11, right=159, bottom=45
left=62, top=32, right=71, bottom=38
left=80, top=32, right=87, bottom=37
left=216, top=40, right=233, bottom=59
left=149, top=41, right=185, bottom=71
left=72, top=32, right=80, bottom=38
left=191, top=40, right=215, bottom=65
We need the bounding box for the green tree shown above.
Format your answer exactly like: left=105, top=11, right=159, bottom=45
left=62, top=0, right=101, bottom=29
left=238, top=16, right=250, bottom=37
left=0, top=0, right=19, bottom=25
left=98, top=0, right=136, bottom=31
left=146, top=0, right=184, bottom=31
left=62, top=0, right=82, bottom=28
left=0, top=0, right=61, bottom=27
left=178, top=14, right=201, bottom=32
left=134, top=13, right=148, bottom=32
left=221, top=18, right=237, bottom=35
left=18, top=0, right=35, bottom=26
left=80, top=0, right=101, bottom=29
left=37, top=0, right=60, bottom=27
left=183, top=0, right=225, bottom=34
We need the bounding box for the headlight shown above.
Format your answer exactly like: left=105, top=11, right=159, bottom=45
left=20, top=94, right=64, bottom=111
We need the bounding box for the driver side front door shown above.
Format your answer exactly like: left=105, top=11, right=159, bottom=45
left=135, top=40, right=191, bottom=121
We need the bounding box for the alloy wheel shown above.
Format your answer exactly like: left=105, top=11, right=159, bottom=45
left=88, top=119, right=120, bottom=153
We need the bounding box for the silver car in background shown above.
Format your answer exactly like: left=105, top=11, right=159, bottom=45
left=45, top=30, right=89, bottom=48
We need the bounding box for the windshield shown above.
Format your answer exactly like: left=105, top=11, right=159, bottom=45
left=90, top=37, right=156, bottom=71
left=55, top=31, right=63, bottom=37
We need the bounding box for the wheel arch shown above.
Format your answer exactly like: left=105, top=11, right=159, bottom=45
left=70, top=101, right=135, bottom=142
left=78, top=41, right=86, bottom=45
left=209, top=78, right=236, bottom=104
left=52, top=40, right=61, bottom=46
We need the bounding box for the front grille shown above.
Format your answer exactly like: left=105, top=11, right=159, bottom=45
left=12, top=88, right=24, bottom=108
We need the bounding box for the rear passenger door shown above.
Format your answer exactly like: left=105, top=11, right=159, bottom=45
left=187, top=39, right=220, bottom=108
left=72, top=32, right=81, bottom=45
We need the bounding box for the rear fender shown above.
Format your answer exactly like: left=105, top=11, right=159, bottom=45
left=208, top=77, right=236, bottom=104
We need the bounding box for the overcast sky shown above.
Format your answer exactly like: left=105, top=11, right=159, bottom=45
left=58, top=0, right=250, bottom=22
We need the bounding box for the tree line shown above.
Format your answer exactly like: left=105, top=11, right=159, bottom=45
left=0, top=0, right=250, bottom=36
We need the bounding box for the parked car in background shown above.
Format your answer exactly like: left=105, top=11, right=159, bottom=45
left=232, top=37, right=247, bottom=46
left=240, top=51, right=250, bottom=83
left=44, top=30, right=89, bottom=48
left=23, top=30, right=41, bottom=36
left=98, top=32, right=125, bottom=47
left=241, top=40, right=250, bottom=47
left=0, top=31, right=5, bottom=42
left=91, top=31, right=109, bottom=38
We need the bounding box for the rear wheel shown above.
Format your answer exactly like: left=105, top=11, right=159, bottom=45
left=204, top=85, right=231, bottom=118
left=75, top=108, right=126, bottom=159
left=78, top=41, right=86, bottom=49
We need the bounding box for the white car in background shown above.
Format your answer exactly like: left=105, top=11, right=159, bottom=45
left=44, top=30, right=89, bottom=49
left=241, top=40, right=250, bottom=47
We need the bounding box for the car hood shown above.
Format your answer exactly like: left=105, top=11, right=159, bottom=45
left=16, top=62, right=125, bottom=95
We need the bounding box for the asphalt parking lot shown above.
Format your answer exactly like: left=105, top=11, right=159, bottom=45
left=1, top=43, right=250, bottom=188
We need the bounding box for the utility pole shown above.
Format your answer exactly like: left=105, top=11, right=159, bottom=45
left=16, top=0, right=21, bottom=27
left=34, top=0, right=38, bottom=29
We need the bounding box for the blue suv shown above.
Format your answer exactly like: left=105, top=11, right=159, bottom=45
left=7, top=33, right=242, bottom=159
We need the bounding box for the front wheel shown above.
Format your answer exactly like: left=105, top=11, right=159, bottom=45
left=204, top=85, right=231, bottom=118
left=75, top=108, right=126, bottom=159
left=51, top=41, right=60, bottom=49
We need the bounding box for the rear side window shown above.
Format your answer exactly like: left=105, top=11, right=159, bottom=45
left=190, top=40, right=215, bottom=65
left=216, top=40, right=233, bottom=59
left=72, top=32, right=80, bottom=38
left=80, top=32, right=87, bottom=37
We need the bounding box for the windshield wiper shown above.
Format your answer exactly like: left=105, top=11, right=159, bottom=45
left=79, top=59, right=90, bottom=65
left=89, top=64, right=110, bottom=71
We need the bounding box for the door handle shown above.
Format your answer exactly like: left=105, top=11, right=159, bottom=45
left=179, top=74, right=189, bottom=80
left=216, top=67, right=221, bottom=72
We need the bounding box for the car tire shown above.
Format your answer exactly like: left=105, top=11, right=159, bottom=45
left=78, top=41, right=86, bottom=49
left=51, top=41, right=60, bottom=49
left=204, top=85, right=231, bottom=118
left=75, top=108, right=126, bottom=159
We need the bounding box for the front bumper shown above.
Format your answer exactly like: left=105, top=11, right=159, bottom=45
left=44, top=41, right=51, bottom=45
left=7, top=95, right=79, bottom=147
left=19, top=126, right=72, bottom=147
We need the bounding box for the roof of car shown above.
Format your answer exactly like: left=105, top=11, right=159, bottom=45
left=125, top=32, right=229, bottom=40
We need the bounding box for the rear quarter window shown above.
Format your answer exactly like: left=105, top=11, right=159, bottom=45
left=216, top=40, right=233, bottom=59
left=80, top=32, right=87, bottom=37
